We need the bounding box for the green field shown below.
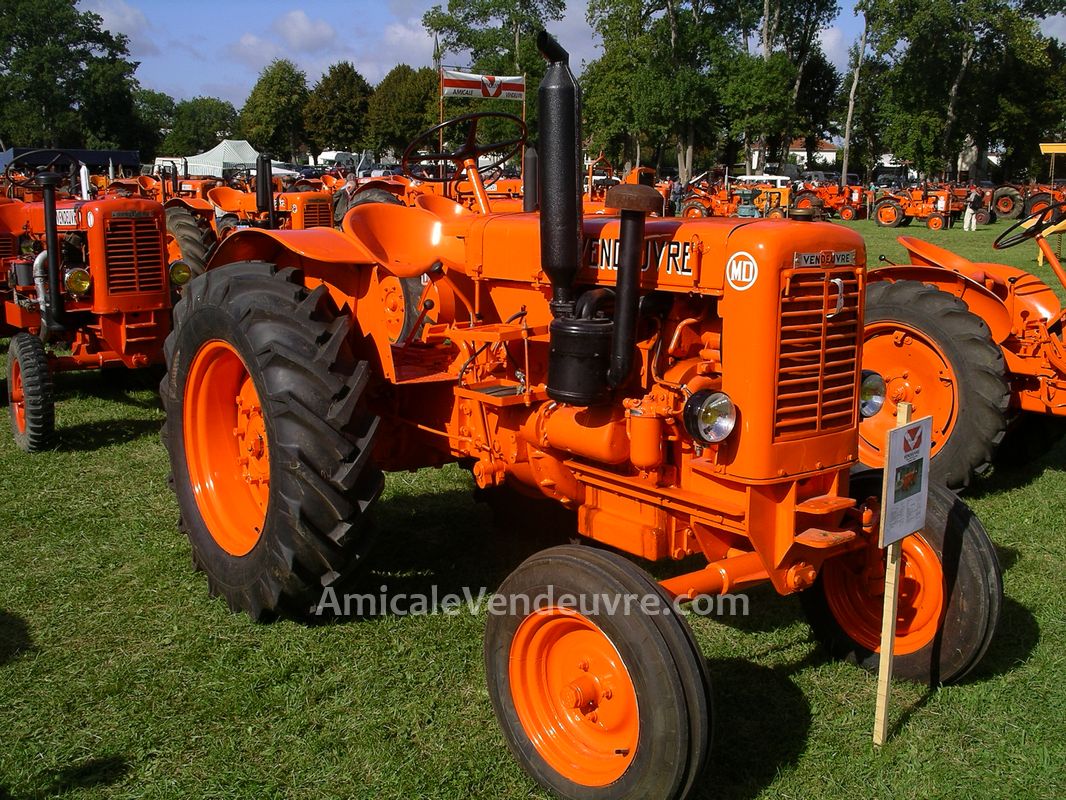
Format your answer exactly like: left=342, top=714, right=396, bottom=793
left=1, top=218, right=1064, bottom=800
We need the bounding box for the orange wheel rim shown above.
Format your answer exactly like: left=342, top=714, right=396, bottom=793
left=796, top=197, right=812, bottom=208
left=859, top=321, right=958, bottom=469
left=683, top=205, right=704, bottom=218
left=10, top=357, right=26, bottom=434
left=840, top=207, right=854, bottom=220
left=822, top=532, right=945, bottom=654
left=182, top=340, right=269, bottom=556
left=929, top=216, right=943, bottom=230
left=380, top=277, right=408, bottom=342
left=166, top=233, right=181, bottom=263
left=509, top=607, right=639, bottom=786
left=1031, top=200, right=1049, bottom=214
left=996, top=197, right=1013, bottom=213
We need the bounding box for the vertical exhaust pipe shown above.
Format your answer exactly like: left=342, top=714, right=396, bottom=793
left=536, top=30, right=582, bottom=319
left=255, top=152, right=276, bottom=229
left=523, top=145, right=539, bottom=213
left=37, top=173, right=65, bottom=335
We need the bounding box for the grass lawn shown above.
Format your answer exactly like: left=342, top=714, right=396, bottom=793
left=1, top=218, right=1064, bottom=799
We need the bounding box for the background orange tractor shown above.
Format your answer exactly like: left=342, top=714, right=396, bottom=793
left=793, top=183, right=869, bottom=220
left=158, top=33, right=1001, bottom=800
left=874, top=184, right=963, bottom=230
left=1, top=150, right=181, bottom=450
left=859, top=202, right=1066, bottom=489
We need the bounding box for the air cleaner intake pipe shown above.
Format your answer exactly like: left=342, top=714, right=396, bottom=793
left=255, top=152, right=276, bottom=229
left=604, top=183, right=661, bottom=387
left=37, top=173, right=65, bottom=335
left=536, top=30, right=582, bottom=318
left=523, top=145, right=539, bottom=212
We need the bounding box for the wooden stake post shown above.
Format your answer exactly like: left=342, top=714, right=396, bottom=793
left=873, top=401, right=930, bottom=746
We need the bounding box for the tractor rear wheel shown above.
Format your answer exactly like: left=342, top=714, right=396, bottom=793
left=993, top=187, right=1021, bottom=219
left=925, top=213, right=947, bottom=230
left=486, top=545, right=711, bottom=800
left=874, top=199, right=904, bottom=228
left=860, top=280, right=1009, bottom=490
left=1024, top=192, right=1052, bottom=217
left=7, top=332, right=54, bottom=452
left=680, top=200, right=707, bottom=218
left=800, top=472, right=1002, bottom=685
left=159, top=261, right=383, bottom=620
left=166, top=206, right=215, bottom=278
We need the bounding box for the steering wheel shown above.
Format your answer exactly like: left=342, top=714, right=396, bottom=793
left=4, top=149, right=82, bottom=195
left=401, top=112, right=526, bottom=184
left=994, top=201, right=1066, bottom=250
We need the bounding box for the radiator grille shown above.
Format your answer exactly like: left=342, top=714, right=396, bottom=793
left=0, top=235, right=15, bottom=258
left=774, top=267, right=861, bottom=440
left=105, top=218, right=166, bottom=294
left=302, top=201, right=332, bottom=228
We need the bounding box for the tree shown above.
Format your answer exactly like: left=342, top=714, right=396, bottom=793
left=722, top=52, right=798, bottom=173
left=0, top=0, right=136, bottom=148
left=794, top=48, right=840, bottom=164
left=839, top=10, right=869, bottom=186
left=160, top=97, right=238, bottom=155
left=240, top=59, right=309, bottom=161
left=304, top=62, right=372, bottom=154
left=366, top=65, right=438, bottom=156
left=133, top=89, right=176, bottom=161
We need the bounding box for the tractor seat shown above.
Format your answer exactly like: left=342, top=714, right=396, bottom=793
left=207, top=185, right=248, bottom=213
left=342, top=202, right=466, bottom=277
left=413, top=193, right=475, bottom=231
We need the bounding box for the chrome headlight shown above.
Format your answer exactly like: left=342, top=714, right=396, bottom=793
left=683, top=390, right=737, bottom=444
left=860, top=370, right=886, bottom=417
left=63, top=267, right=91, bottom=295
left=169, top=260, right=192, bottom=286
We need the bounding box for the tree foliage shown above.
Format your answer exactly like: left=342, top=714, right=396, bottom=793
left=161, top=97, right=238, bottom=156
left=0, top=0, right=136, bottom=148
left=366, top=65, right=439, bottom=157
left=240, top=59, right=309, bottom=161
left=304, top=62, right=373, bottom=153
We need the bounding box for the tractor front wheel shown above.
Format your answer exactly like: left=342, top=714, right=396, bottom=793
left=1024, top=192, right=1052, bottom=217
left=801, top=473, right=1002, bottom=685
left=974, top=208, right=993, bottom=226
left=680, top=200, right=707, bottom=218
left=838, top=205, right=858, bottom=221
left=925, top=213, right=947, bottom=230
left=166, top=207, right=216, bottom=278
left=7, top=333, right=54, bottom=452
left=160, top=262, right=383, bottom=619
left=486, top=545, right=711, bottom=800
left=874, top=199, right=904, bottom=228
left=860, top=280, right=1009, bottom=490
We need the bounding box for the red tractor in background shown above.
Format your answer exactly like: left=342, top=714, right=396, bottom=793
left=1, top=150, right=180, bottom=451
left=158, top=33, right=1001, bottom=800
left=859, top=202, right=1066, bottom=489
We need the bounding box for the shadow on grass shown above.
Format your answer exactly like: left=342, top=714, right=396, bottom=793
left=0, top=611, right=32, bottom=666
left=55, top=364, right=165, bottom=411
left=0, top=754, right=131, bottom=800
left=57, top=418, right=162, bottom=452
left=693, top=656, right=812, bottom=800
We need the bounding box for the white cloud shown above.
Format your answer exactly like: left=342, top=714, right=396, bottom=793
left=272, top=10, right=337, bottom=53
left=230, top=32, right=282, bottom=72
left=1042, top=14, right=1065, bottom=42
left=83, top=0, right=159, bottom=56
left=818, top=26, right=850, bottom=71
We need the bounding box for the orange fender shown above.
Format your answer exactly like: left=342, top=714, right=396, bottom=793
left=164, top=196, right=213, bottom=215
left=868, top=265, right=1013, bottom=344
left=208, top=227, right=376, bottom=272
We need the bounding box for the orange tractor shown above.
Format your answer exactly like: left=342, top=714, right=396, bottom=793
left=159, top=34, right=1001, bottom=800
left=1, top=150, right=181, bottom=450
left=793, top=183, right=870, bottom=220
left=874, top=184, right=963, bottom=230
left=859, top=202, right=1066, bottom=489
left=678, top=179, right=739, bottom=218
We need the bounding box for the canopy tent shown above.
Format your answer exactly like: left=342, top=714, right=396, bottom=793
left=182, top=139, right=260, bottom=177
left=0, top=147, right=140, bottom=172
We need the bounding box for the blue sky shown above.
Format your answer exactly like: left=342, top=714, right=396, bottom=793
left=81, top=0, right=1066, bottom=106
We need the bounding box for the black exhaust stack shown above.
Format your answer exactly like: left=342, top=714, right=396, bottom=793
left=37, top=173, right=65, bottom=334
left=255, top=152, right=276, bottom=229
left=537, top=31, right=582, bottom=318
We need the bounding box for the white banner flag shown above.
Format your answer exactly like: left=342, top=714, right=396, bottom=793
left=441, top=70, right=525, bottom=100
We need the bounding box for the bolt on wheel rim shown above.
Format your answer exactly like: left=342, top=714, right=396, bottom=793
left=509, top=607, right=639, bottom=786
left=182, top=340, right=269, bottom=556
